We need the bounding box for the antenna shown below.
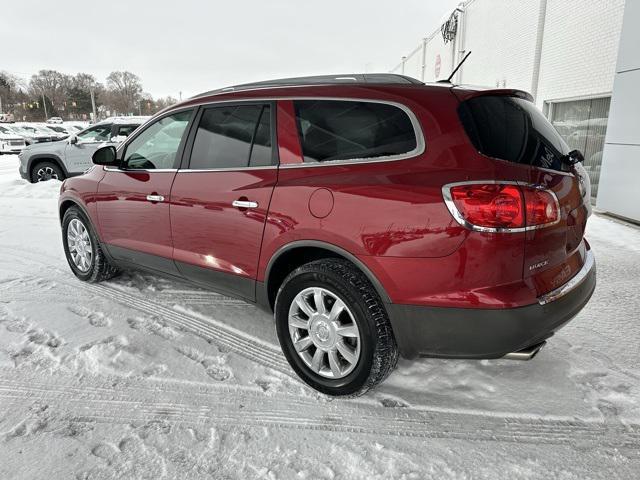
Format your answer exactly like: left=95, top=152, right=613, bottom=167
left=439, top=51, right=472, bottom=84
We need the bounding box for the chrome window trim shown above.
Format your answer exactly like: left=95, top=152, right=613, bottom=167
left=103, top=165, right=277, bottom=173
left=442, top=180, right=561, bottom=233
left=113, top=97, right=425, bottom=171
left=538, top=249, right=595, bottom=305
left=280, top=98, right=425, bottom=168
left=176, top=96, right=425, bottom=169
left=177, top=165, right=278, bottom=173
left=103, top=166, right=178, bottom=173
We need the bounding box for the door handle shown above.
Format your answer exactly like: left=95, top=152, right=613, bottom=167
left=146, top=194, right=165, bottom=203
left=232, top=200, right=258, bottom=209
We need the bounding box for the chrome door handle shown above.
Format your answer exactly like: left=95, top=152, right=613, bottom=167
left=232, top=200, right=258, bottom=209
left=146, top=194, right=165, bottom=202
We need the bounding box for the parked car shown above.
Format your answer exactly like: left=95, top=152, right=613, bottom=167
left=40, top=124, right=72, bottom=140
left=57, top=74, right=596, bottom=396
left=64, top=123, right=85, bottom=133
left=19, top=116, right=148, bottom=182
left=0, top=125, right=27, bottom=154
left=0, top=113, right=15, bottom=123
left=13, top=123, right=59, bottom=144
left=47, top=117, right=64, bottom=124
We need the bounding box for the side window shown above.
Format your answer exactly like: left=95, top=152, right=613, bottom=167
left=116, top=125, right=138, bottom=138
left=123, top=111, right=192, bottom=170
left=189, top=104, right=272, bottom=170
left=76, top=124, right=112, bottom=143
left=294, top=100, right=418, bottom=163
left=249, top=105, right=272, bottom=167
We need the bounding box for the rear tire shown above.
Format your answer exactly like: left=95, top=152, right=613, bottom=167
left=31, top=161, right=65, bottom=183
left=62, top=206, right=118, bottom=283
left=275, top=259, right=398, bottom=397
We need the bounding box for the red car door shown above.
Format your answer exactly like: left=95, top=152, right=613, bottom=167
left=96, top=109, right=194, bottom=273
left=170, top=102, right=277, bottom=300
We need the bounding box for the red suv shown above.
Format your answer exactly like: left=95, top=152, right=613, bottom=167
left=58, top=74, right=596, bottom=396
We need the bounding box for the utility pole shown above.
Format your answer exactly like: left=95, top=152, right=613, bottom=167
left=179, top=91, right=182, bottom=101
left=42, top=92, right=48, bottom=120
left=90, top=88, right=97, bottom=122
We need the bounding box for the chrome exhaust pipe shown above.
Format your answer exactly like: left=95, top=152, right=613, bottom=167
left=502, top=341, right=546, bottom=360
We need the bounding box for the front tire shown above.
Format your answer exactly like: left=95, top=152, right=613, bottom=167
left=31, top=161, right=65, bottom=183
left=275, top=259, right=398, bottom=396
left=62, top=206, right=118, bottom=282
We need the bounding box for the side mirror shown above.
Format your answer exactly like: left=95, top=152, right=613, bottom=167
left=69, top=135, right=78, bottom=145
left=92, top=145, right=119, bottom=166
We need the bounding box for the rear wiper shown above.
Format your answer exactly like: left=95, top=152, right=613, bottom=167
left=560, top=149, right=584, bottom=166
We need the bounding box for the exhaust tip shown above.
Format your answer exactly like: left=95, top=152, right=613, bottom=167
left=502, top=341, right=546, bottom=361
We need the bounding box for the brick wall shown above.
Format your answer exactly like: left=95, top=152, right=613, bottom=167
left=459, top=0, right=542, bottom=93
left=536, top=0, right=625, bottom=104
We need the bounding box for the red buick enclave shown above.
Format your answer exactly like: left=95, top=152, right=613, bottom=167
left=58, top=74, right=596, bottom=396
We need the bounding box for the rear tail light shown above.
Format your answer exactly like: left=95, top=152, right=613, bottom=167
left=443, top=182, right=559, bottom=232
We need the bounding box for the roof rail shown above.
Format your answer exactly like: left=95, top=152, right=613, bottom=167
left=192, top=73, right=423, bottom=99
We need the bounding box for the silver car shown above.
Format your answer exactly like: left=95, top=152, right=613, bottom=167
left=19, top=117, right=148, bottom=182
left=0, top=125, right=27, bottom=154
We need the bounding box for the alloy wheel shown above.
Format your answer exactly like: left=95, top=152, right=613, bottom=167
left=67, top=218, right=93, bottom=272
left=288, top=287, right=361, bottom=379
left=36, top=166, right=59, bottom=182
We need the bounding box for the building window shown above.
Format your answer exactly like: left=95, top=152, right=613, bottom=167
left=548, top=97, right=611, bottom=199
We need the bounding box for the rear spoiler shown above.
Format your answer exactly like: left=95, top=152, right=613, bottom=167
left=450, top=86, right=534, bottom=103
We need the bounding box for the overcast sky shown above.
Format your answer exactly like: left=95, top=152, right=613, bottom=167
left=2, top=0, right=460, bottom=98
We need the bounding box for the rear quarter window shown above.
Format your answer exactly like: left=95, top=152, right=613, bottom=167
left=294, top=100, right=419, bottom=163
left=459, top=95, right=570, bottom=172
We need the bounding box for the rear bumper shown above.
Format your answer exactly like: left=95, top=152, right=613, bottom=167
left=386, top=249, right=596, bottom=359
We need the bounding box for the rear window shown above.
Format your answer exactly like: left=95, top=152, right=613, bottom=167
left=459, top=95, right=570, bottom=171
left=294, top=100, right=418, bottom=163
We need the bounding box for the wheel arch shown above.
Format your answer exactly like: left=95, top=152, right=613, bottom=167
left=263, top=240, right=392, bottom=311
left=28, top=153, right=69, bottom=179
left=58, top=198, right=99, bottom=240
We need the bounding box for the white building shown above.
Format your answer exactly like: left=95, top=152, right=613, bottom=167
left=391, top=0, right=635, bottom=221
left=596, top=0, right=640, bottom=223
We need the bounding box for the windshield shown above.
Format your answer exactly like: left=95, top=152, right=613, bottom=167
left=76, top=124, right=112, bottom=142
left=9, top=126, right=31, bottom=136
left=19, top=125, right=50, bottom=135
left=46, top=126, right=67, bottom=133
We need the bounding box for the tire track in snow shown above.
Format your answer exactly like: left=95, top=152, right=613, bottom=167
left=0, top=373, right=639, bottom=447
left=88, top=282, right=292, bottom=376
left=0, top=248, right=293, bottom=378
left=3, top=248, right=640, bottom=448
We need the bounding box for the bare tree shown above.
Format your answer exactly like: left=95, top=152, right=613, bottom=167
left=29, top=70, right=72, bottom=116
left=153, top=96, right=178, bottom=112
left=67, top=73, right=103, bottom=119
left=106, top=71, right=142, bottom=115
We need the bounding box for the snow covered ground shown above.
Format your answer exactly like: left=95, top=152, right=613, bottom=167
left=0, top=154, right=639, bottom=479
